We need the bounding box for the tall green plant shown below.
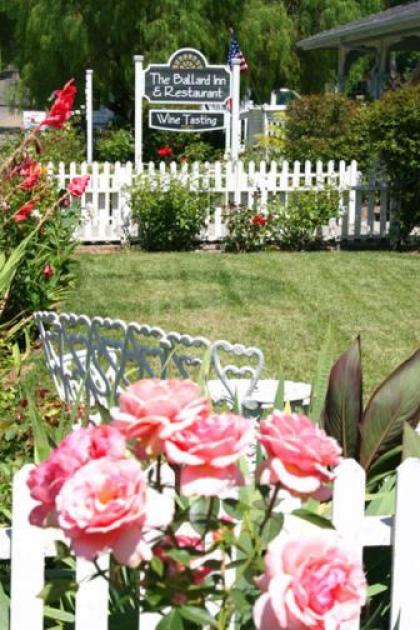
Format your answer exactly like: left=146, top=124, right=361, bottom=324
left=317, top=338, right=420, bottom=471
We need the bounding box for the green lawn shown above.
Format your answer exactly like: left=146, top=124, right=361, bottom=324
left=66, top=250, right=420, bottom=395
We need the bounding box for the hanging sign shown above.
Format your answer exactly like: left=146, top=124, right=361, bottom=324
left=144, top=48, right=230, bottom=105
left=149, top=109, right=226, bottom=132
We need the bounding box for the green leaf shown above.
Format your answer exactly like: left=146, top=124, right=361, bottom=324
left=261, top=512, right=284, bottom=544
left=150, top=555, right=164, bottom=577
left=402, top=422, right=420, bottom=460
left=27, top=392, right=51, bottom=463
left=156, top=609, right=184, bottom=630
left=360, top=348, right=420, bottom=470
left=367, top=583, right=388, bottom=597
left=365, top=474, right=396, bottom=516
left=292, top=509, right=334, bottom=529
left=166, top=548, right=192, bottom=566
left=322, top=337, right=362, bottom=457
left=43, top=606, right=75, bottom=623
left=310, top=324, right=335, bottom=425
left=179, top=605, right=216, bottom=627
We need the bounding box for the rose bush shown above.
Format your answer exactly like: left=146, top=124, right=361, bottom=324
left=26, top=377, right=370, bottom=628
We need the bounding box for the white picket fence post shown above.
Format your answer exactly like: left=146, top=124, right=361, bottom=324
left=10, top=465, right=45, bottom=630
left=46, top=159, right=403, bottom=244
left=390, top=458, right=420, bottom=629
left=4, top=457, right=420, bottom=628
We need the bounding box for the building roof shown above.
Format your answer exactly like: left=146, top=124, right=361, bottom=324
left=297, top=1, right=420, bottom=50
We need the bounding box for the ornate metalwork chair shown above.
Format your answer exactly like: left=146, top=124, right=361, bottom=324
left=34, top=311, right=266, bottom=410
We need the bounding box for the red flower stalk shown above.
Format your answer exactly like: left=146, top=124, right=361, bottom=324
left=42, top=79, right=77, bottom=129
left=18, top=162, right=43, bottom=190
left=157, top=146, right=173, bottom=158
left=14, top=200, right=35, bottom=223
left=67, top=174, right=90, bottom=197
left=251, top=214, right=267, bottom=227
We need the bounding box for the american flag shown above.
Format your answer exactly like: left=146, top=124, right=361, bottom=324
left=227, top=32, right=249, bottom=73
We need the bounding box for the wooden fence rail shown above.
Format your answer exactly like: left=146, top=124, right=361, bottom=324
left=47, top=159, right=397, bottom=244
left=1, top=458, right=420, bottom=629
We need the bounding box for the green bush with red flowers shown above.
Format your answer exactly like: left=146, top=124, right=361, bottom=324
left=0, top=79, right=89, bottom=335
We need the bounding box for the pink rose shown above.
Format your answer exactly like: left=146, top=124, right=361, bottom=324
left=254, top=531, right=366, bottom=629
left=111, top=379, right=209, bottom=458
left=165, top=413, right=253, bottom=496
left=67, top=174, right=90, bottom=197
left=55, top=457, right=173, bottom=567
left=27, top=425, right=126, bottom=526
left=258, top=412, right=342, bottom=499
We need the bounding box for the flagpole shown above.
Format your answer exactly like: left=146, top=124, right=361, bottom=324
left=134, top=55, right=144, bottom=170
left=230, top=58, right=241, bottom=161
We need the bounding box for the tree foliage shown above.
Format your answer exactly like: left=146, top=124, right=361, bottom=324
left=0, top=0, right=389, bottom=118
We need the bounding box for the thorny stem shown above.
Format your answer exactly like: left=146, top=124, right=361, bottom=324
left=259, top=484, right=280, bottom=534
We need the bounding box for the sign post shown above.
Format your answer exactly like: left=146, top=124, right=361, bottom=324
left=85, top=69, right=93, bottom=163
left=134, top=55, right=144, bottom=168
left=134, top=48, right=233, bottom=162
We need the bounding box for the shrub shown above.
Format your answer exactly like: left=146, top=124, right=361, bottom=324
left=0, top=123, right=85, bottom=165
left=95, top=127, right=134, bottom=163
left=224, top=205, right=273, bottom=252
left=284, top=94, right=360, bottom=163
left=354, top=84, right=420, bottom=243
left=270, top=188, right=339, bottom=250
left=0, top=79, right=85, bottom=335
left=130, top=175, right=208, bottom=251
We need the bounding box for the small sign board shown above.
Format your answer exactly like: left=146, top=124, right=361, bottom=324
left=144, top=48, right=230, bottom=105
left=22, top=110, right=45, bottom=130
left=149, top=109, right=225, bottom=132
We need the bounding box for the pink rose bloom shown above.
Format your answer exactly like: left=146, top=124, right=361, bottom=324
left=27, top=425, right=126, bottom=526
left=67, top=174, right=90, bottom=197
left=111, top=379, right=209, bottom=458
left=165, top=413, right=253, bottom=496
left=55, top=457, right=173, bottom=567
left=258, top=412, right=342, bottom=499
left=254, top=531, right=366, bottom=630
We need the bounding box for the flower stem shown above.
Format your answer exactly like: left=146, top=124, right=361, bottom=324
left=259, top=484, right=280, bottom=535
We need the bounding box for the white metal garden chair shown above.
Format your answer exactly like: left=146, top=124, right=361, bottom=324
left=34, top=311, right=266, bottom=409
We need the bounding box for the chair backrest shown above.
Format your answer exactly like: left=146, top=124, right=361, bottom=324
left=209, top=339, right=265, bottom=405
left=34, top=311, right=93, bottom=404
left=34, top=311, right=265, bottom=408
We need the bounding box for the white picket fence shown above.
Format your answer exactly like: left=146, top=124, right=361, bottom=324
left=48, top=160, right=394, bottom=244
left=1, top=458, right=420, bottom=629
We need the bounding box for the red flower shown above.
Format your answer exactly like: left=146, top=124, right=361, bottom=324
left=18, top=162, right=43, bottom=190
left=42, top=79, right=77, bottom=129
left=67, top=174, right=90, bottom=197
left=14, top=201, right=35, bottom=223
left=157, top=146, right=173, bottom=158
left=251, top=214, right=267, bottom=227
left=43, top=264, right=55, bottom=279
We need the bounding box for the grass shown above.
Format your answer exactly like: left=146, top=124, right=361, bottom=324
left=64, top=250, right=420, bottom=396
